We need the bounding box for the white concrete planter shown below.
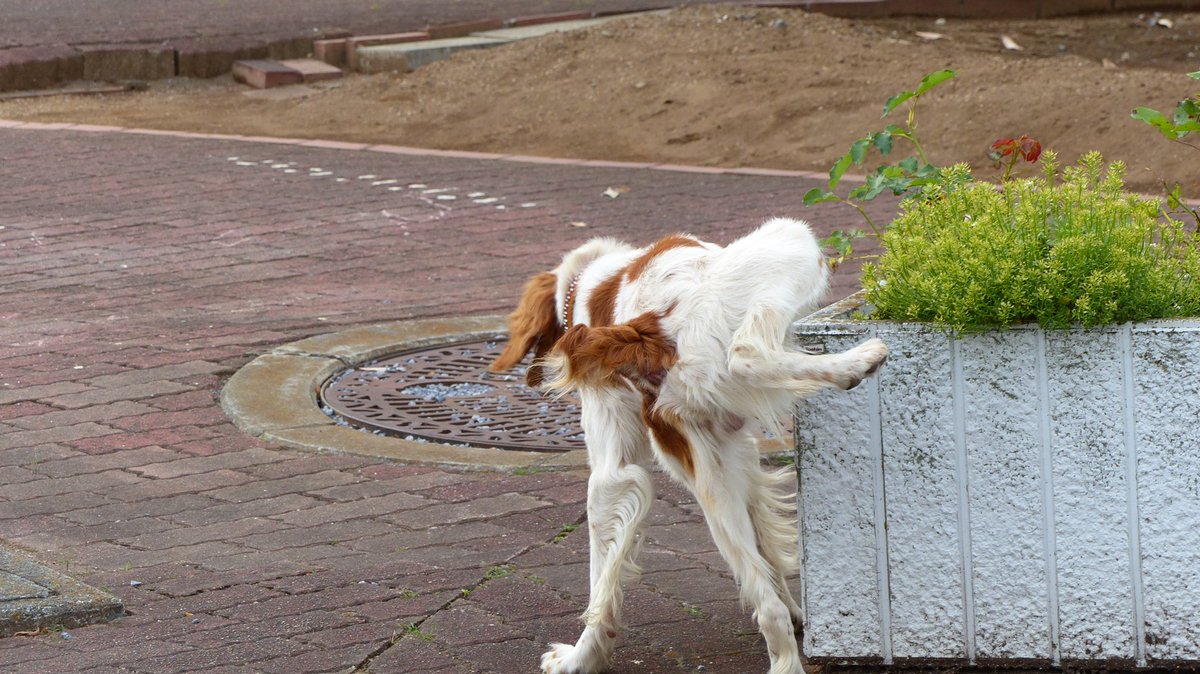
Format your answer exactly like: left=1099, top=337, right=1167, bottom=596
left=792, top=292, right=1200, bottom=668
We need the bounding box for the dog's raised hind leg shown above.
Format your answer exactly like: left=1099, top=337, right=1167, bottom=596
left=728, top=304, right=888, bottom=392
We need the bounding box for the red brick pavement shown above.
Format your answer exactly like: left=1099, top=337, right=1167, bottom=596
left=0, top=1, right=749, bottom=52
left=0, top=124, right=894, bottom=673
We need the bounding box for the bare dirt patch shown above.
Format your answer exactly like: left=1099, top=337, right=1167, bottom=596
left=4, top=6, right=1199, bottom=193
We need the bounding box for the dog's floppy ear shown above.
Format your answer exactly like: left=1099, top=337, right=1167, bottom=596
left=548, top=312, right=676, bottom=389
left=490, top=271, right=563, bottom=386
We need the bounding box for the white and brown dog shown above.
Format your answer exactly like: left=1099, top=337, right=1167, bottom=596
left=490, top=217, right=888, bottom=674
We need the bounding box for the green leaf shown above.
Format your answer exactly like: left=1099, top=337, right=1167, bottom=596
left=915, top=69, right=957, bottom=95
left=873, top=130, right=894, bottom=155
left=1175, top=99, right=1200, bottom=126
left=802, top=188, right=839, bottom=205
left=897, top=156, right=920, bottom=173
left=1132, top=107, right=1179, bottom=137
left=914, top=163, right=940, bottom=179
left=1168, top=183, right=1184, bottom=210
left=1188, top=71, right=1200, bottom=80
left=849, top=138, right=872, bottom=165
left=829, top=153, right=854, bottom=190
left=882, top=90, right=916, bottom=118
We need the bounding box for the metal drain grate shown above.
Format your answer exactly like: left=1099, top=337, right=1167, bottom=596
left=320, top=338, right=584, bottom=452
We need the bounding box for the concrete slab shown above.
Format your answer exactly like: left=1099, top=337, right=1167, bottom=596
left=231, top=59, right=303, bottom=89
left=0, top=543, right=123, bottom=637
left=279, top=58, right=342, bottom=82
left=345, top=31, right=430, bottom=71
left=355, top=36, right=508, bottom=73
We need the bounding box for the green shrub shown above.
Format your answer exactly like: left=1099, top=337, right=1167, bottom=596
left=862, top=152, right=1200, bottom=331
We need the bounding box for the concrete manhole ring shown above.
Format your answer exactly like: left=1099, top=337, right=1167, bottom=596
left=320, top=338, right=586, bottom=453
left=222, top=315, right=791, bottom=470
left=221, top=315, right=587, bottom=470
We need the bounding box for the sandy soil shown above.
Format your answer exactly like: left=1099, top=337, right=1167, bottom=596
left=3, top=6, right=1199, bottom=193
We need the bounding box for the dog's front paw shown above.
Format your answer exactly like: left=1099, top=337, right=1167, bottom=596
left=838, top=338, right=889, bottom=390
left=541, top=642, right=605, bottom=674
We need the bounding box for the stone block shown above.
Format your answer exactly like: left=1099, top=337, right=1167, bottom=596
left=356, top=36, right=507, bottom=74
left=266, top=36, right=313, bottom=60
left=231, top=59, right=304, bottom=89
left=425, top=18, right=504, bottom=40
left=506, top=11, right=594, bottom=27
left=174, top=38, right=268, bottom=79
left=312, top=38, right=347, bottom=67
left=279, top=58, right=342, bottom=83
left=80, top=45, right=175, bottom=81
left=345, top=31, right=430, bottom=72
left=0, top=45, right=83, bottom=92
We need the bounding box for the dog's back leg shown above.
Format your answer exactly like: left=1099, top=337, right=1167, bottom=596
left=677, top=427, right=804, bottom=674
left=541, top=386, right=653, bottom=674
left=748, top=464, right=803, bottom=627
left=727, top=303, right=888, bottom=392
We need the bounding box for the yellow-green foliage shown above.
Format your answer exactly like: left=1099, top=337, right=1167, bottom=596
left=863, top=152, right=1200, bottom=331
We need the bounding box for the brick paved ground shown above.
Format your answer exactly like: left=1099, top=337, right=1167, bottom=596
left=0, top=1, right=742, bottom=51
left=0, top=124, right=894, bottom=673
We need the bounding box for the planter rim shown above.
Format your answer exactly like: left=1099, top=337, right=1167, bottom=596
left=793, top=291, right=1200, bottom=336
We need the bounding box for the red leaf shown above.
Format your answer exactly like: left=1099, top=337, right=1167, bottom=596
left=1020, top=137, right=1042, bottom=162
left=991, top=138, right=1017, bottom=157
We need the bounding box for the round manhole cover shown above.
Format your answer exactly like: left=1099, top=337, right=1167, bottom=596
left=320, top=339, right=584, bottom=452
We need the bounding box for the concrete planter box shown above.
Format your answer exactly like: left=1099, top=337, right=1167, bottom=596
left=791, top=292, right=1200, bottom=668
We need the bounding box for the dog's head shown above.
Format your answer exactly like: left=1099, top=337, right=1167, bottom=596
left=488, top=271, right=564, bottom=387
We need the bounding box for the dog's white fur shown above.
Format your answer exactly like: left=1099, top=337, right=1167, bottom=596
left=491, top=218, right=888, bottom=674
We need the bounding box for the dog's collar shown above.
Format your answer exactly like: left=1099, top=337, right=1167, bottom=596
left=562, top=274, right=582, bottom=329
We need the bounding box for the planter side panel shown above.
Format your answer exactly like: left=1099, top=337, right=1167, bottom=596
left=961, top=331, right=1051, bottom=659
left=1134, top=327, right=1200, bottom=662
left=877, top=326, right=966, bottom=659
left=795, top=330, right=885, bottom=660
left=1047, top=329, right=1137, bottom=660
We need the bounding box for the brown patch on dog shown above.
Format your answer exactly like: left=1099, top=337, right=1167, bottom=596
left=624, top=234, right=702, bottom=283
left=643, top=394, right=693, bottom=477
left=555, top=311, right=677, bottom=387
left=489, top=271, right=563, bottom=387
left=585, top=272, right=622, bottom=328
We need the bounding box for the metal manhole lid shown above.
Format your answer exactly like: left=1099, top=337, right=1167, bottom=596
left=320, top=338, right=583, bottom=452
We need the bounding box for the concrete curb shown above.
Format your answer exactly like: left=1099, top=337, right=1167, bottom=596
left=220, top=316, right=590, bottom=471
left=0, top=543, right=124, bottom=637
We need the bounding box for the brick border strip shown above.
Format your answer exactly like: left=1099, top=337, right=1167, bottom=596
left=221, top=315, right=592, bottom=470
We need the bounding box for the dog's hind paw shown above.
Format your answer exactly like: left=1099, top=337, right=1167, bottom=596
left=837, top=338, right=889, bottom=390
left=541, top=642, right=605, bottom=674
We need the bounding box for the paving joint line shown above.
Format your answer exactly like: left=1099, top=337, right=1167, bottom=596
left=350, top=515, right=587, bottom=673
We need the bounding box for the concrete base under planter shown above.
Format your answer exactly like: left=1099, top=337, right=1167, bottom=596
left=791, top=292, right=1200, bottom=667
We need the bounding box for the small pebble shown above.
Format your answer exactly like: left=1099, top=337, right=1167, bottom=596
left=129, top=580, right=143, bottom=587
